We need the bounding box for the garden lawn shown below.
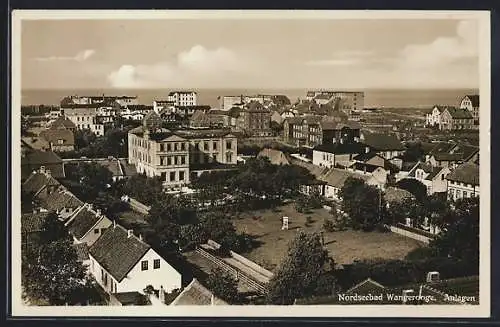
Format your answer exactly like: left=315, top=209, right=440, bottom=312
left=233, top=204, right=424, bottom=272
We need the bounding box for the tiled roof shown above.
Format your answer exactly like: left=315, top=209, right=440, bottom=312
left=72, top=243, right=90, bottom=262
left=21, top=212, right=49, bottom=233
left=465, top=95, right=479, bottom=107
left=89, top=224, right=150, bottom=282
left=314, top=142, right=366, bottom=155
left=23, top=171, right=61, bottom=195
left=98, top=159, right=123, bottom=177
left=284, top=117, right=304, bottom=125
left=119, top=159, right=137, bottom=177
left=67, top=206, right=104, bottom=240
left=290, top=157, right=329, bottom=179
left=21, top=137, right=50, bottom=151
left=430, top=143, right=478, bottom=162
left=362, top=132, right=405, bottom=151
left=22, top=149, right=63, bottom=165
left=445, top=108, right=473, bottom=119
left=112, top=292, right=149, bottom=305
left=446, top=162, right=479, bottom=185
left=408, top=162, right=443, bottom=180
left=318, top=168, right=369, bottom=188
left=40, top=129, right=75, bottom=146
left=353, top=151, right=380, bottom=163
left=258, top=148, right=291, bottom=166
left=50, top=116, right=76, bottom=130
left=170, top=278, right=227, bottom=305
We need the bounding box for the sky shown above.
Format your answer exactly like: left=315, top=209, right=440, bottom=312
left=20, top=18, right=480, bottom=90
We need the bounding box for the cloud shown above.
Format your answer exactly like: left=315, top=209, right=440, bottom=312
left=34, top=49, right=96, bottom=62
left=107, top=45, right=251, bottom=88
left=305, top=50, right=375, bottom=67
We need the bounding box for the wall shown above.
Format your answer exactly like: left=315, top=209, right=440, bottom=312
left=447, top=180, right=480, bottom=200
left=117, top=248, right=182, bottom=294
left=79, top=216, right=113, bottom=246
left=430, top=168, right=450, bottom=194
left=324, top=185, right=340, bottom=200
left=389, top=225, right=431, bottom=244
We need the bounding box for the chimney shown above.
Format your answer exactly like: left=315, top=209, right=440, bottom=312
left=211, top=294, right=215, bottom=306
left=139, top=234, right=143, bottom=241
left=39, top=166, right=46, bottom=173
left=113, top=220, right=116, bottom=228
left=365, top=146, right=370, bottom=154
left=45, top=169, right=51, bottom=176
left=96, top=209, right=101, bottom=216
left=159, top=286, right=165, bottom=304
left=127, top=230, right=133, bottom=238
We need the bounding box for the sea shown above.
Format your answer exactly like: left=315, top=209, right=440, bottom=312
left=21, top=88, right=479, bottom=109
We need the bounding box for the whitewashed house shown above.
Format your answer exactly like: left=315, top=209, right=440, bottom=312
left=446, top=162, right=480, bottom=200
left=88, top=223, right=182, bottom=303
left=64, top=203, right=112, bottom=246
left=406, top=162, right=450, bottom=195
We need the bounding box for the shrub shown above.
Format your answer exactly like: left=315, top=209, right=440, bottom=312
left=323, top=219, right=336, bottom=232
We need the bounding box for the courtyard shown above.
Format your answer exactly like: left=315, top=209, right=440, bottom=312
left=233, top=204, right=424, bottom=272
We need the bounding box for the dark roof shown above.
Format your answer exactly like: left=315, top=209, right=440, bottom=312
left=50, top=116, right=76, bottom=130
left=346, top=278, right=386, bottom=294
left=21, top=212, right=49, bottom=233
left=89, top=224, right=150, bottom=282
left=168, top=91, right=197, bottom=95
left=290, top=157, right=329, bottom=179
left=314, top=142, right=366, bottom=155
left=362, top=132, right=405, bottom=151
left=40, top=129, right=75, bottom=146
left=23, top=170, right=61, bottom=195
left=72, top=243, right=90, bottom=262
left=408, top=162, right=444, bottom=180
left=445, top=107, right=473, bottom=119
left=22, top=149, right=63, bottom=165
left=446, top=162, right=479, bottom=185
left=320, top=120, right=360, bottom=130
left=430, top=143, right=479, bottom=162
left=40, top=188, right=83, bottom=212
left=67, top=206, right=104, bottom=240
left=284, top=117, right=304, bottom=125
left=314, top=94, right=332, bottom=100
left=353, top=151, right=381, bottom=162
left=384, top=187, right=415, bottom=203
left=21, top=137, right=50, bottom=151
left=465, top=95, right=479, bottom=107
left=227, top=107, right=241, bottom=118
left=171, top=279, right=227, bottom=305
left=350, top=162, right=381, bottom=173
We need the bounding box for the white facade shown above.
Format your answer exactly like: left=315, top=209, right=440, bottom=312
left=447, top=180, right=479, bottom=201
left=312, top=150, right=353, bottom=168
left=412, top=167, right=450, bottom=195
left=89, top=248, right=182, bottom=295
left=168, top=92, right=197, bottom=107
left=426, top=106, right=443, bottom=127
left=115, top=97, right=138, bottom=107
left=76, top=216, right=112, bottom=246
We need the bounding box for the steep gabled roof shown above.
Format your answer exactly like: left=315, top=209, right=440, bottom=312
left=22, top=149, right=63, bottom=165
left=22, top=170, right=61, bottom=195
left=465, top=95, right=479, bottom=107
left=313, top=142, right=366, bottom=155
left=445, top=107, right=473, bottom=119
left=258, top=148, right=291, bottom=166
left=40, top=129, right=75, bottom=146
left=66, top=206, right=104, bottom=240
left=21, top=212, right=50, bottom=234
left=89, top=224, right=150, bottom=282
left=50, top=116, right=76, bottom=130
left=446, top=162, right=479, bottom=185
left=170, top=278, right=228, bottom=305
left=408, top=162, right=444, bottom=180
left=384, top=187, right=415, bottom=203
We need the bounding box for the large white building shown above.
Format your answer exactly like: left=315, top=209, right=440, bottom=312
left=459, top=95, right=480, bottom=127
left=168, top=91, right=198, bottom=107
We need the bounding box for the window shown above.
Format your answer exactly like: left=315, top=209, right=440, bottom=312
left=160, top=144, right=165, bottom=152
left=154, top=259, right=160, bottom=269
left=181, top=142, right=186, bottom=151
left=226, top=140, right=232, bottom=149
left=94, top=229, right=100, bottom=234
left=104, top=273, right=108, bottom=286
left=101, top=228, right=106, bottom=234
left=161, top=172, right=166, bottom=181
left=179, top=171, right=185, bottom=181
left=167, top=157, right=172, bottom=166
left=141, top=260, right=148, bottom=271
left=213, top=141, right=218, bottom=150
left=170, top=172, right=176, bottom=182
left=204, top=142, right=209, bottom=151
left=181, top=156, right=186, bottom=165
left=167, top=143, right=172, bottom=152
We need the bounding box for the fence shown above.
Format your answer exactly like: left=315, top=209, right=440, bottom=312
left=388, top=225, right=433, bottom=244
left=229, top=250, right=274, bottom=281
left=195, top=247, right=269, bottom=294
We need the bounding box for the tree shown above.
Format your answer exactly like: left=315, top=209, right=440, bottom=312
left=22, top=238, right=88, bottom=305
left=395, top=178, right=428, bottom=202
left=206, top=268, right=240, bottom=304
left=339, top=177, right=384, bottom=231
left=40, top=211, right=68, bottom=244
left=267, top=232, right=331, bottom=304
left=429, top=197, right=479, bottom=264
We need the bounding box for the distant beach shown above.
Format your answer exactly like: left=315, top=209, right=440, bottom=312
left=20, top=88, right=478, bottom=109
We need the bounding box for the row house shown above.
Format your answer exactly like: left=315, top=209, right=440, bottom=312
left=446, top=162, right=480, bottom=200
left=440, top=107, right=474, bottom=130
left=406, top=162, right=451, bottom=195
left=236, top=102, right=272, bottom=137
